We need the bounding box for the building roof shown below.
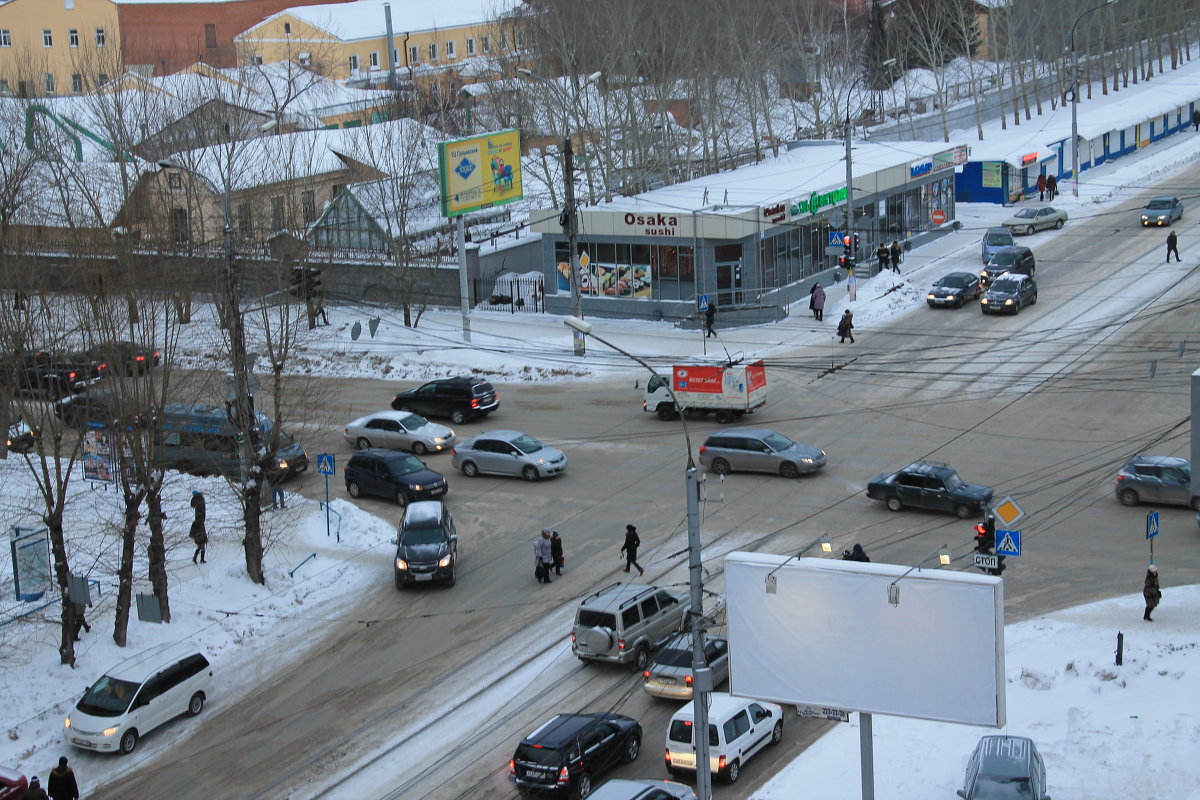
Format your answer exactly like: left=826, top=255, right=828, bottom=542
left=251, top=0, right=524, bottom=42
left=167, top=128, right=355, bottom=191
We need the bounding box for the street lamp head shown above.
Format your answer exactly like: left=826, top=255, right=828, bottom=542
left=584, top=71, right=603, bottom=86
left=562, top=315, right=592, bottom=335
left=516, top=67, right=533, bottom=77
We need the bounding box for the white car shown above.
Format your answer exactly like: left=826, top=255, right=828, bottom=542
left=664, top=692, right=783, bottom=783
left=343, top=410, right=455, bottom=455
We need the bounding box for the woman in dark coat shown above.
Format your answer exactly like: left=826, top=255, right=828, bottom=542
left=47, top=756, right=79, bottom=800
left=620, top=524, right=644, bottom=576
left=190, top=490, right=208, bottom=563
left=550, top=531, right=564, bottom=576
left=1143, top=564, right=1161, bottom=621
left=837, top=309, right=855, bottom=343
left=811, top=282, right=826, bottom=321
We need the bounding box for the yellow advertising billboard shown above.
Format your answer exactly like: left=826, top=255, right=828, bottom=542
left=438, top=129, right=523, bottom=217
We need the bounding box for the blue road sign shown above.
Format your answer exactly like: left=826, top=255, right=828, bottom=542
left=1146, top=511, right=1160, bottom=540
left=316, top=453, right=335, bottom=475
left=697, top=294, right=710, bottom=312
left=829, top=232, right=844, bottom=247
left=996, top=530, right=1021, bottom=557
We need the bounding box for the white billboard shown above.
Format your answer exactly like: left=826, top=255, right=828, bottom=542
left=726, top=552, right=1005, bottom=727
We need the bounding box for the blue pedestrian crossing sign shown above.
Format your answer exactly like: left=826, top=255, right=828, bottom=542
left=829, top=232, right=845, bottom=247
left=1146, top=511, right=1160, bottom=540
left=996, top=530, right=1021, bottom=557
left=697, top=294, right=710, bottom=312
left=317, top=453, right=335, bottom=475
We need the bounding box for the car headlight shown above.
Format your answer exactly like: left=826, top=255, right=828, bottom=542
left=432, top=437, right=444, bottom=444
left=981, top=297, right=989, bottom=304
left=926, top=293, right=936, bottom=300
left=396, top=558, right=408, bottom=570
left=438, top=554, right=453, bottom=567
left=801, top=458, right=813, bottom=464
left=1004, top=298, right=1014, bottom=305
left=278, top=460, right=288, bottom=470
left=537, top=458, right=549, bottom=465
left=102, top=726, right=119, bottom=737
left=64, top=717, right=71, bottom=729
left=412, top=484, right=423, bottom=491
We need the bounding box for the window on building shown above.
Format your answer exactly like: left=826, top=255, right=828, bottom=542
left=271, top=196, right=285, bottom=230
left=95, top=28, right=105, bottom=47
left=237, top=202, right=252, bottom=237
left=466, top=37, right=475, bottom=56
left=428, top=42, right=437, bottom=61
left=204, top=23, right=217, bottom=50
left=499, top=32, right=507, bottom=50
left=369, top=51, right=379, bottom=69
left=298, top=51, right=311, bottom=66
left=392, top=48, right=398, bottom=65
left=348, top=54, right=359, bottom=71
left=301, top=190, right=317, bottom=223
left=97, top=73, right=109, bottom=86
left=69, top=29, right=79, bottom=48
left=0, top=80, right=9, bottom=95
left=170, top=208, right=189, bottom=244
left=446, top=40, right=456, bottom=59
left=43, top=73, right=55, bottom=94
left=252, top=54, right=263, bottom=65
left=71, top=73, right=82, bottom=93
left=0, top=30, right=10, bottom=48
left=516, top=31, right=525, bottom=48
left=481, top=35, right=490, bottom=53
left=408, top=45, right=419, bottom=63
left=43, top=30, right=53, bottom=48
left=283, top=22, right=291, bottom=35
left=167, top=172, right=182, bottom=189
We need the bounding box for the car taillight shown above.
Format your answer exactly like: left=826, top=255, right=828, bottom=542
left=508, top=759, right=515, bottom=776
left=135, top=355, right=145, bottom=362
left=664, top=748, right=672, bottom=765
left=570, top=631, right=576, bottom=643
left=556, top=766, right=570, bottom=786
left=718, top=755, right=727, bottom=771
left=471, top=398, right=480, bottom=408
left=618, top=638, right=626, bottom=651
left=643, top=670, right=651, bottom=680
left=451, top=448, right=457, bottom=456
left=685, top=674, right=694, bottom=687
left=698, top=445, right=707, bottom=453
left=68, top=371, right=78, bottom=380
left=1116, top=475, right=1125, bottom=481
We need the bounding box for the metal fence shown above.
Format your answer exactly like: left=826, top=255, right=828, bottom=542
left=476, top=275, right=545, bottom=313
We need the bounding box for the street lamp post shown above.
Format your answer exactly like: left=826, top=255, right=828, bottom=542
left=1070, top=0, right=1118, bottom=197
left=518, top=69, right=601, bottom=357
left=563, top=316, right=714, bottom=800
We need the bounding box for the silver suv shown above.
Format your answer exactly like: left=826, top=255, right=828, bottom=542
left=572, top=583, right=690, bottom=670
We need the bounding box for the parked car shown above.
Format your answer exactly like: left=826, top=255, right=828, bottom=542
left=65, top=641, right=212, bottom=755
left=866, top=461, right=993, bottom=518
left=957, top=735, right=1051, bottom=800
left=394, top=500, right=458, bottom=588
left=343, top=449, right=447, bottom=505
left=1140, top=196, right=1183, bottom=227
left=572, top=583, right=690, bottom=669
left=664, top=692, right=783, bottom=784
left=6, top=417, right=36, bottom=453
left=643, top=631, right=729, bottom=700
left=1002, top=206, right=1067, bottom=235
left=451, top=429, right=568, bottom=480
left=1115, top=455, right=1197, bottom=509
left=509, top=712, right=642, bottom=797
left=84, top=340, right=160, bottom=376
left=55, top=389, right=143, bottom=429
left=588, top=779, right=696, bottom=800
left=697, top=428, right=825, bottom=478
left=391, top=376, right=498, bottom=424
left=981, top=274, right=1038, bottom=315
left=980, top=227, right=1016, bottom=263
left=15, top=350, right=106, bottom=397
left=980, top=246, right=1035, bottom=288
left=927, top=272, right=984, bottom=308
left=343, top=409, right=456, bottom=455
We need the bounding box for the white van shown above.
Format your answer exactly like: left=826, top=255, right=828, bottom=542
left=65, top=641, right=213, bottom=754
left=664, top=692, right=783, bottom=783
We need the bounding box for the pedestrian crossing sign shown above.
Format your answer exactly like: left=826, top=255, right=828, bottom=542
left=996, top=530, right=1021, bottom=557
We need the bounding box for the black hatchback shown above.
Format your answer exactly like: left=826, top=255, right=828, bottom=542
left=510, top=712, right=642, bottom=797
left=391, top=376, right=498, bottom=425
left=343, top=449, right=447, bottom=505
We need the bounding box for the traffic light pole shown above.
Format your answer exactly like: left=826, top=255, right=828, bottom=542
left=844, top=116, right=855, bottom=270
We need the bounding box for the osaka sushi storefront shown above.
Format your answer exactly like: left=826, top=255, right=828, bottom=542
left=526, top=141, right=966, bottom=322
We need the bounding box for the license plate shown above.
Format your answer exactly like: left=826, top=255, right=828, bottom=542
left=414, top=571, right=435, bottom=581
left=672, top=752, right=696, bottom=768
left=431, top=486, right=446, bottom=495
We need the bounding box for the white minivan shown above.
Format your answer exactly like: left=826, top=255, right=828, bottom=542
left=65, top=641, right=213, bottom=754
left=664, top=692, right=783, bottom=783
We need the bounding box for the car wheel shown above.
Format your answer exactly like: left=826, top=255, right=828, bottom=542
left=1118, top=488, right=1140, bottom=506
left=394, top=489, right=409, bottom=506
left=954, top=503, right=973, bottom=520
left=714, top=410, right=734, bottom=424
left=445, top=567, right=456, bottom=587
left=187, top=692, right=205, bottom=716
left=1024, top=225, right=1035, bottom=235
left=1031, top=292, right=1038, bottom=305
left=1013, top=301, right=1021, bottom=314
left=1190, top=496, right=1200, bottom=511
left=771, top=719, right=784, bottom=744
left=632, top=645, right=651, bottom=671
left=522, top=465, right=540, bottom=482
left=657, top=405, right=677, bottom=421
left=412, top=442, right=427, bottom=455
left=450, top=409, right=467, bottom=425
left=461, top=461, right=479, bottom=477
left=780, top=462, right=800, bottom=479
left=576, top=772, right=593, bottom=798
left=119, top=729, right=138, bottom=755
left=1055, top=219, right=1064, bottom=229
left=726, top=759, right=740, bottom=783
left=954, top=297, right=963, bottom=308
left=355, top=437, right=371, bottom=450
left=885, top=495, right=904, bottom=512
left=928, top=300, right=936, bottom=308
left=347, top=481, right=363, bottom=498
left=711, top=458, right=731, bottom=475
left=624, top=735, right=641, bottom=762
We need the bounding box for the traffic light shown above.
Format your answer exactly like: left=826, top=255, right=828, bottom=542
left=290, top=266, right=305, bottom=299
left=973, top=523, right=991, bottom=553
left=842, top=234, right=852, bottom=250
left=853, top=232, right=861, bottom=254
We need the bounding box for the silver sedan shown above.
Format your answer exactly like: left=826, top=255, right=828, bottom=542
left=643, top=631, right=729, bottom=700
left=451, top=430, right=567, bottom=481
left=343, top=410, right=456, bottom=455
left=1001, top=206, right=1067, bottom=235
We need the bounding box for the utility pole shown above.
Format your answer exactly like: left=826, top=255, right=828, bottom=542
left=562, top=137, right=585, bottom=357
left=686, top=464, right=713, bottom=800
left=844, top=115, right=855, bottom=272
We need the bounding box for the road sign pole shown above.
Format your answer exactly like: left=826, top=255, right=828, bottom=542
left=325, top=474, right=330, bottom=539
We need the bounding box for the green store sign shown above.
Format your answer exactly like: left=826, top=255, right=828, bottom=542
left=790, top=186, right=848, bottom=217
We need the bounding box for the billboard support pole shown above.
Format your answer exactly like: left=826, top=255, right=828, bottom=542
left=860, top=712, right=875, bottom=800
left=456, top=215, right=471, bottom=343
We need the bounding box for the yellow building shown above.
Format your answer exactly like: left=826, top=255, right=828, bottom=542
left=0, top=0, right=123, bottom=98
left=234, top=0, right=524, bottom=87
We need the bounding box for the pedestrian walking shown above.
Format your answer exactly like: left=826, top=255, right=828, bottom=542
left=1143, top=564, right=1161, bottom=621
left=1166, top=229, right=1181, bottom=262
left=889, top=240, right=902, bottom=271
left=1036, top=173, right=1047, bottom=201
left=21, top=776, right=49, bottom=800
left=1192, top=108, right=1200, bottom=131
left=269, top=474, right=287, bottom=510
left=837, top=309, right=855, bottom=343
left=842, top=543, right=870, bottom=562
left=70, top=602, right=90, bottom=642
left=550, top=531, right=564, bottom=576
left=704, top=303, right=716, bottom=338
left=189, top=490, right=207, bottom=564
left=811, top=282, right=826, bottom=321
left=876, top=242, right=889, bottom=273
left=534, top=528, right=554, bottom=584
left=1046, top=174, right=1058, bottom=200
left=620, top=524, right=644, bottom=576
left=46, top=756, right=79, bottom=800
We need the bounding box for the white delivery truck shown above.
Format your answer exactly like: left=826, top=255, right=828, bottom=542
left=643, top=360, right=767, bottom=423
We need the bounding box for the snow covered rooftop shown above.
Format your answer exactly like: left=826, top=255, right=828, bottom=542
left=253, top=0, right=524, bottom=42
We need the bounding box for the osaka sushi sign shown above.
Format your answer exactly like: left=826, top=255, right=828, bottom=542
left=438, top=129, right=524, bottom=217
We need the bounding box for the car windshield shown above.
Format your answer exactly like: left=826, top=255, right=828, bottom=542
left=577, top=609, right=616, bottom=629
left=991, top=278, right=1022, bottom=293
left=399, top=414, right=432, bottom=432
left=667, top=719, right=718, bottom=746
left=514, top=742, right=563, bottom=767
left=654, top=645, right=692, bottom=668
left=510, top=433, right=544, bottom=454
left=760, top=432, right=795, bottom=451
left=985, top=232, right=1011, bottom=245
left=400, top=524, right=446, bottom=546
left=387, top=455, right=426, bottom=476
left=1012, top=209, right=1037, bottom=219
left=1146, top=199, right=1174, bottom=209
left=941, top=471, right=967, bottom=489
left=76, top=675, right=139, bottom=717
left=989, top=252, right=1016, bottom=267
left=972, top=777, right=1035, bottom=798
left=936, top=275, right=971, bottom=288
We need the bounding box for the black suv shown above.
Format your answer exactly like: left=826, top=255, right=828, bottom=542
left=343, top=449, right=447, bottom=505
left=391, top=376, right=498, bottom=425
left=866, top=461, right=993, bottom=518
left=395, top=500, right=458, bottom=588
left=15, top=350, right=106, bottom=397
left=979, top=246, right=1035, bottom=288
left=509, top=712, right=642, bottom=797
